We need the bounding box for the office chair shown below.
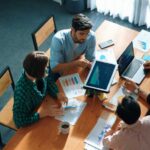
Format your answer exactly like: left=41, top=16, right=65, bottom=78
left=32, top=15, right=57, bottom=58
left=0, top=66, right=17, bottom=145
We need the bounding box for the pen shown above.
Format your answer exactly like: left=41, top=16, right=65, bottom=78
left=64, top=105, right=77, bottom=109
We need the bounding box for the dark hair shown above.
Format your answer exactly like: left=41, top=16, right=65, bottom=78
left=23, top=51, right=48, bottom=78
left=72, top=13, right=92, bottom=31
left=116, top=96, right=141, bottom=125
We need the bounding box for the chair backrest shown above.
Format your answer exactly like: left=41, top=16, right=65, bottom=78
left=0, top=66, right=15, bottom=96
left=32, top=15, right=57, bottom=51
left=0, top=66, right=17, bottom=130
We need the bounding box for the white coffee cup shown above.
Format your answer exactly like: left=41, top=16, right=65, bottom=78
left=59, top=121, right=70, bottom=134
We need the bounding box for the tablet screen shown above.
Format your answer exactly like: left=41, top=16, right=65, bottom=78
left=84, top=60, right=117, bottom=92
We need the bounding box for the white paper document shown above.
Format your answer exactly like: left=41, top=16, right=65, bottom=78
left=108, top=86, right=125, bottom=107
left=96, top=48, right=117, bottom=64
left=55, top=98, right=87, bottom=125
left=59, top=73, right=86, bottom=98
left=84, top=115, right=116, bottom=150
left=133, top=29, right=150, bottom=52
left=108, top=86, right=138, bottom=107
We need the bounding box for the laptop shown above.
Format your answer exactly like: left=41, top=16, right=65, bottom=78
left=83, top=60, right=118, bottom=93
left=117, top=42, right=145, bottom=84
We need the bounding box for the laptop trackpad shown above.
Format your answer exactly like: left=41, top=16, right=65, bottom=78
left=132, top=66, right=145, bottom=84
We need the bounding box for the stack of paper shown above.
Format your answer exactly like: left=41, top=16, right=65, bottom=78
left=84, top=115, right=116, bottom=150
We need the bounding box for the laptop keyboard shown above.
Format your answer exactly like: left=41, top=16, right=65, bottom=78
left=124, top=59, right=143, bottom=78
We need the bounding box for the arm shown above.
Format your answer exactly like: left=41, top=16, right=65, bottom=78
left=144, top=61, right=150, bottom=70
left=46, top=71, right=68, bottom=106
left=46, top=71, right=59, bottom=98
left=124, top=80, right=149, bottom=103
left=85, top=31, right=96, bottom=61
left=13, top=100, right=40, bottom=128
left=103, top=117, right=121, bottom=149
left=104, top=117, right=121, bottom=137
left=52, top=57, right=92, bottom=74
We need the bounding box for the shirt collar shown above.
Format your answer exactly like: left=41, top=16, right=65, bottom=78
left=120, top=120, right=140, bottom=129
left=68, top=29, right=74, bottom=45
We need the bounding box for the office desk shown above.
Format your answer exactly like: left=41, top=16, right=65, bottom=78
left=4, top=20, right=149, bottom=150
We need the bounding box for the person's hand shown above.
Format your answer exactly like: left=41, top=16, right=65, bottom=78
left=56, top=92, right=68, bottom=108
left=104, top=128, right=115, bottom=137
left=76, top=58, right=92, bottom=68
left=144, top=61, right=150, bottom=70
left=124, top=80, right=138, bottom=92
left=37, top=104, right=64, bottom=118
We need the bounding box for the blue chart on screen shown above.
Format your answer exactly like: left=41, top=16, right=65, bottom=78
left=84, top=60, right=118, bottom=92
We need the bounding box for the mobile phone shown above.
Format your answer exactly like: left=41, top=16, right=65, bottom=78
left=99, top=39, right=114, bottom=49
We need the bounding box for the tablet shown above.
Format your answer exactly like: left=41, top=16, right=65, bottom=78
left=83, top=60, right=118, bottom=93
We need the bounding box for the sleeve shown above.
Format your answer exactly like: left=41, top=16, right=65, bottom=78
left=46, top=69, right=59, bottom=98
left=13, top=98, right=40, bottom=128
left=103, top=130, right=123, bottom=149
left=147, top=93, right=150, bottom=105
left=50, top=35, right=65, bottom=69
left=85, top=32, right=96, bottom=61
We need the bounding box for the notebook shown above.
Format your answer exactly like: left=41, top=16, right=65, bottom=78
left=117, top=42, right=145, bottom=84
left=83, top=60, right=118, bottom=93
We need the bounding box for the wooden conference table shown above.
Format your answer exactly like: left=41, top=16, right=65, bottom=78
left=4, top=20, right=149, bottom=150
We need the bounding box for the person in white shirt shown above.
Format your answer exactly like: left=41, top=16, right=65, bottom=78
left=103, top=95, right=150, bottom=150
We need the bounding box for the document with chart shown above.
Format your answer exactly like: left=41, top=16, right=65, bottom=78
left=133, top=29, right=150, bottom=52
left=84, top=115, right=116, bottom=150
left=59, top=73, right=86, bottom=98
left=96, top=48, right=117, bottom=64
left=55, top=98, right=87, bottom=125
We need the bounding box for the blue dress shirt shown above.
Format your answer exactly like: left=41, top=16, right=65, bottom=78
left=50, top=29, right=96, bottom=69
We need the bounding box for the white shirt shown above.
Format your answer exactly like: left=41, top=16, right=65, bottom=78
left=103, top=116, right=150, bottom=150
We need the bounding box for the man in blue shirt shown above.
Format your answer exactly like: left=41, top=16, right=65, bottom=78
left=50, top=13, right=96, bottom=75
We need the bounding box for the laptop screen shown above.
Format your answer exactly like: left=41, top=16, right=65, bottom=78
left=117, top=42, right=134, bottom=75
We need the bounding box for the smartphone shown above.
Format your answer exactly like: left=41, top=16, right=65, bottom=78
left=99, top=39, right=114, bottom=49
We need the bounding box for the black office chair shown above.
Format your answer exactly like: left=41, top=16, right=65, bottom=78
left=32, top=15, right=57, bottom=58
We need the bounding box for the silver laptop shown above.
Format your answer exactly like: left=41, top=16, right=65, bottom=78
left=117, top=42, right=145, bottom=84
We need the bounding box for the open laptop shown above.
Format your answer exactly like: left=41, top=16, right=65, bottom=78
left=83, top=60, right=118, bottom=93
left=117, top=42, right=145, bottom=84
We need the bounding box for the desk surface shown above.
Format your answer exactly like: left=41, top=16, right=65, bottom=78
left=4, top=20, right=149, bottom=150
